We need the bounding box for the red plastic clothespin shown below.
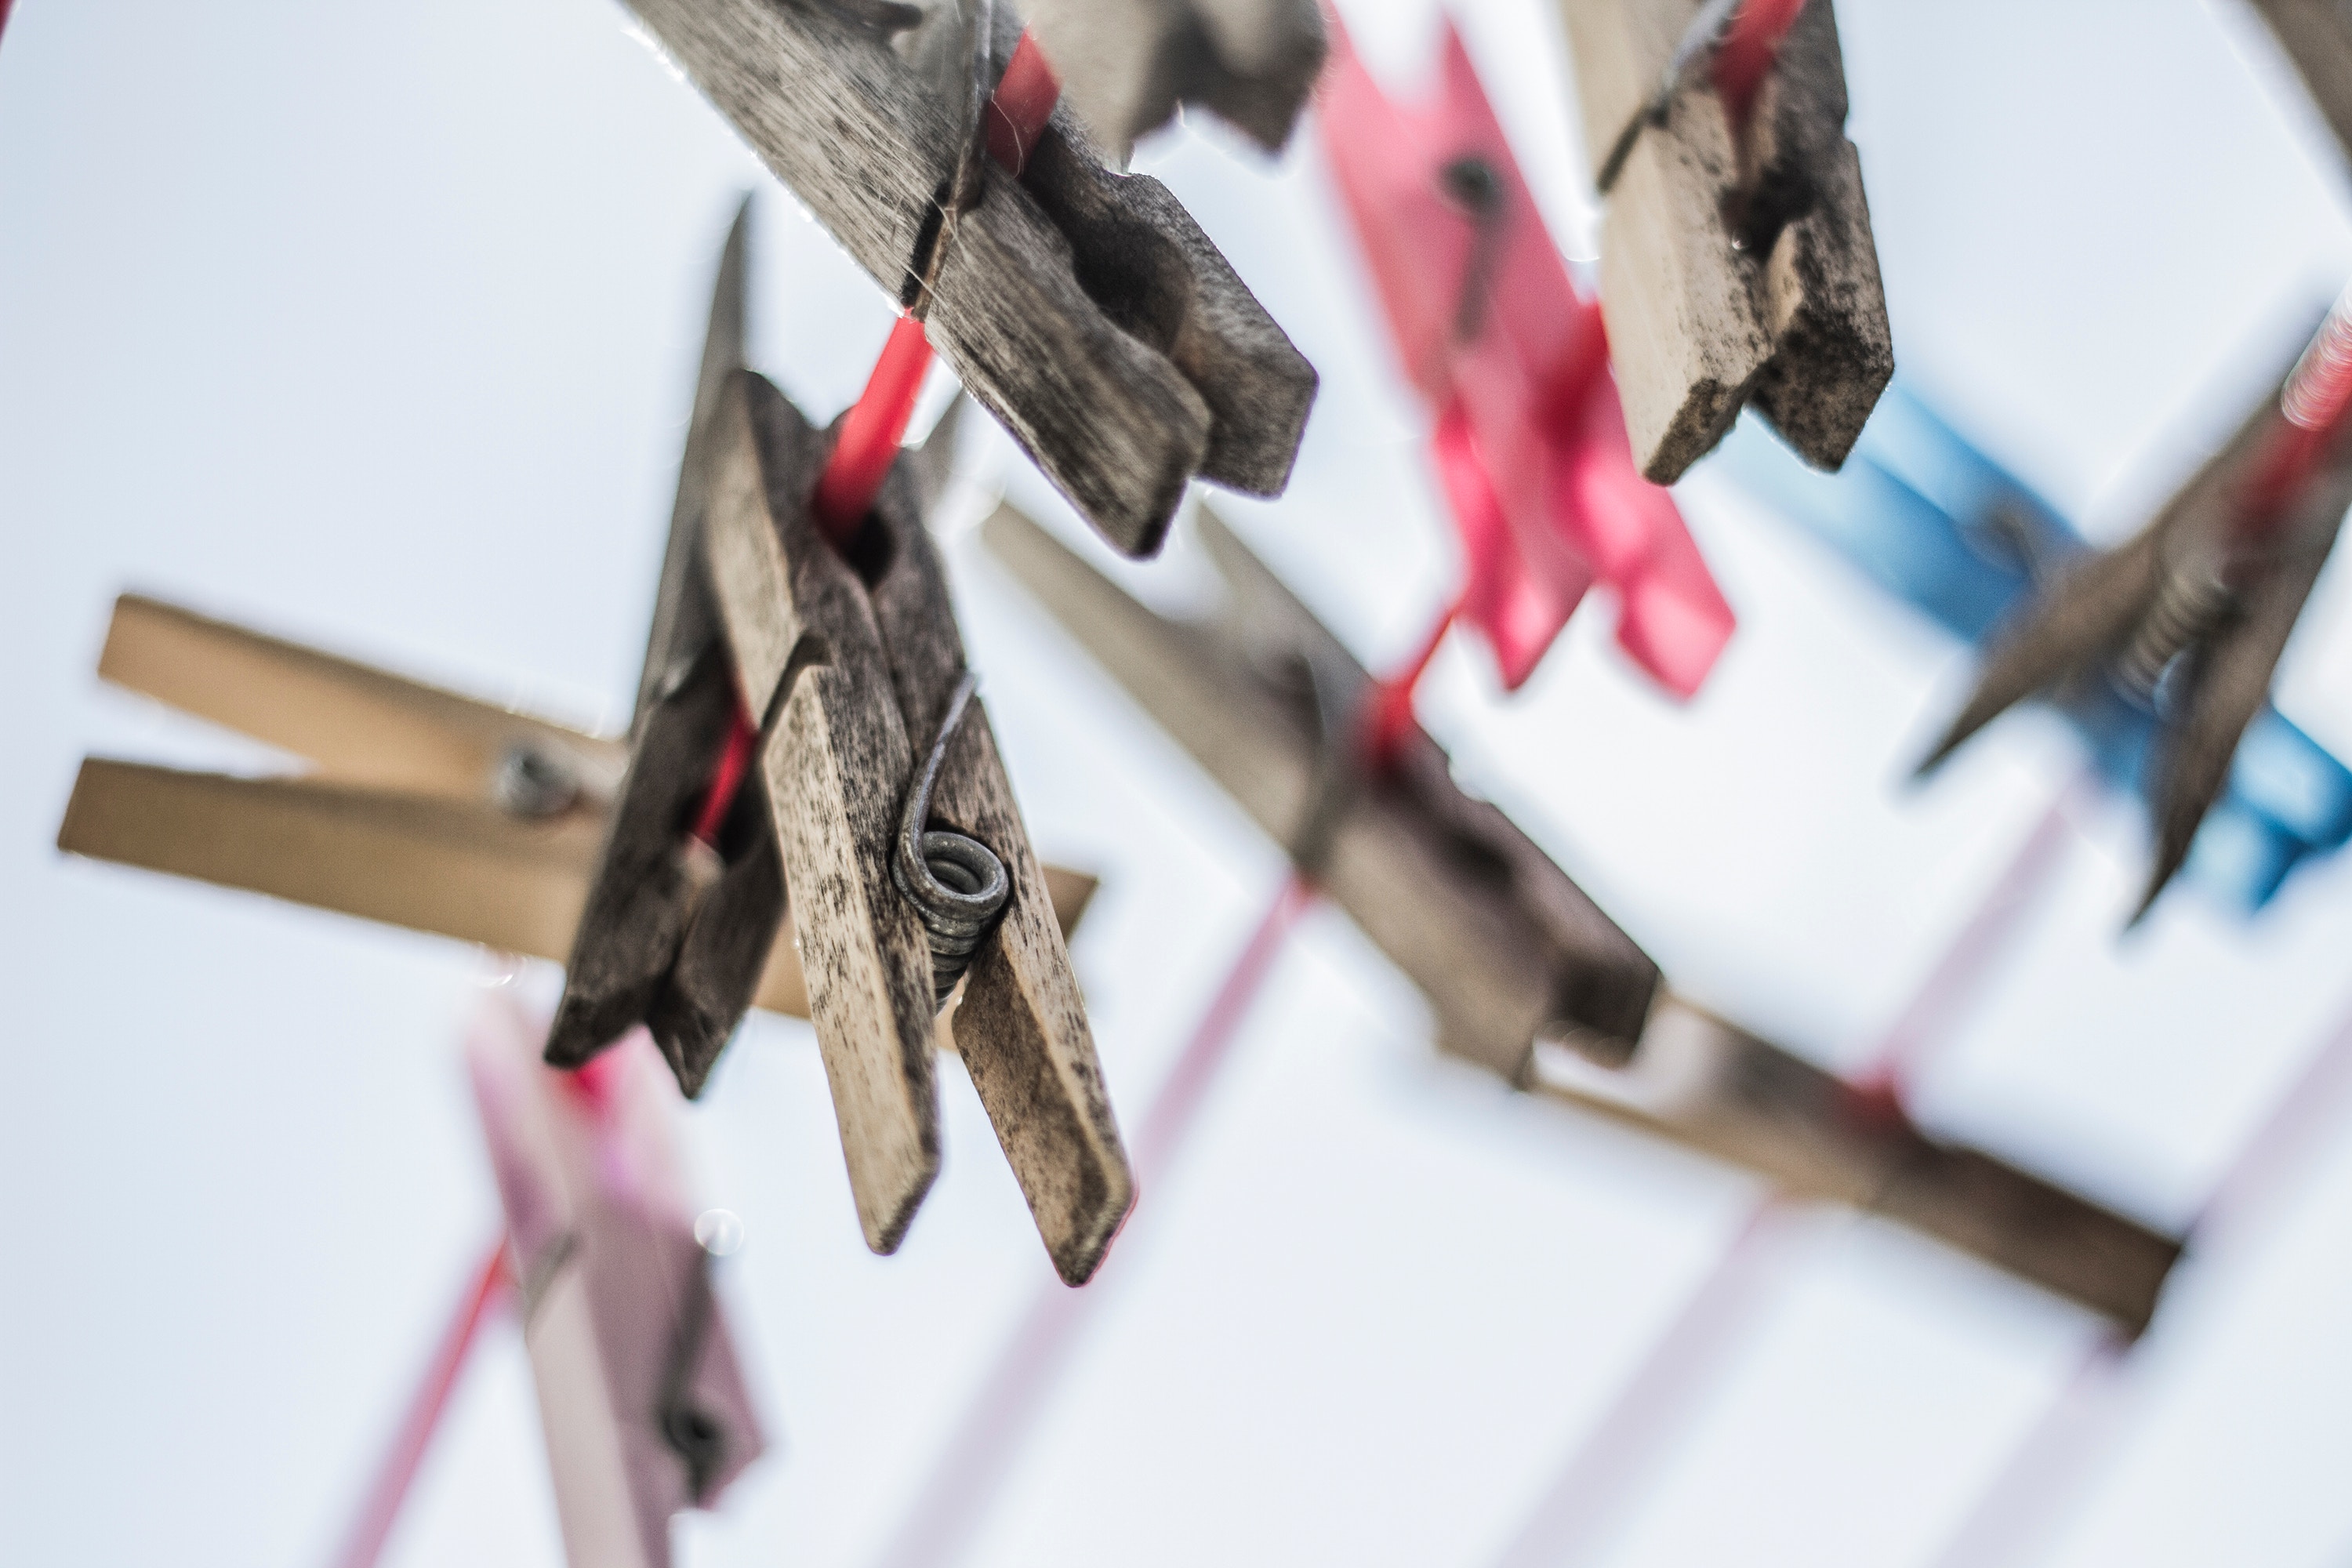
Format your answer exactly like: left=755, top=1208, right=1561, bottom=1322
left=1712, top=0, right=1809, bottom=136
left=2241, top=288, right=2352, bottom=540
left=1317, top=10, right=1733, bottom=698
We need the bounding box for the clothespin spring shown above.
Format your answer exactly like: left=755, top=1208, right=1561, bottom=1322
left=893, top=670, right=1010, bottom=1007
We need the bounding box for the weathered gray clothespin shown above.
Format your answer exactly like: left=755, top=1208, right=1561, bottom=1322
left=1922, top=299, right=2352, bottom=916
left=549, top=204, right=1131, bottom=1281
left=1557, top=0, right=1893, bottom=481
left=1018, top=0, right=1327, bottom=157
left=622, top=0, right=1316, bottom=557
left=983, top=500, right=2183, bottom=1333
left=2247, top=0, right=2352, bottom=162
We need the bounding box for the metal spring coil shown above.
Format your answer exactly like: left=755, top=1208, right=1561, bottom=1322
left=892, top=672, right=1010, bottom=1008
left=2113, top=558, right=2232, bottom=707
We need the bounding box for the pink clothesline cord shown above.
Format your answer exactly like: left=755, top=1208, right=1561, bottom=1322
left=1923, top=989, right=2352, bottom=1568
left=328, top=1237, right=513, bottom=1568
left=870, top=872, right=1316, bottom=1568
left=1492, top=780, right=2084, bottom=1568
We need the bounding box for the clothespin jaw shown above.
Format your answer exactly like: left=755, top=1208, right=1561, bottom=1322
left=1018, top=0, right=1328, bottom=157
left=1559, top=0, right=1893, bottom=481
left=54, top=590, right=1105, bottom=1028
left=467, top=999, right=766, bottom=1566
left=1532, top=997, right=2183, bottom=1333
left=982, top=500, right=1664, bottom=1077
left=2248, top=0, right=2352, bottom=164
left=1920, top=331, right=2352, bottom=916
left=622, top=0, right=1316, bottom=557
left=695, top=368, right=1133, bottom=1276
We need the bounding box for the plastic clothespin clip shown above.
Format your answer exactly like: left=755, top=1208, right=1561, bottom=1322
left=1919, top=292, right=2352, bottom=916
left=984, top=499, right=2185, bottom=1333
left=1558, top=0, right=1893, bottom=481
left=1318, top=11, right=1734, bottom=696
left=1017, top=0, right=1327, bottom=158
left=1715, top=381, right=2352, bottom=913
left=466, top=996, right=765, bottom=1567
left=620, top=0, right=1316, bottom=557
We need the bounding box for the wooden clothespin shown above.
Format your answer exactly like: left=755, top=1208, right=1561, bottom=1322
left=1920, top=292, right=2352, bottom=915
left=982, top=500, right=2183, bottom=1331
left=466, top=996, right=765, bottom=1568
left=549, top=205, right=1131, bottom=1281
left=50, top=591, right=1100, bottom=1025
left=1019, top=0, right=1327, bottom=157
left=1317, top=9, right=1734, bottom=697
left=1720, top=379, right=2352, bottom=912
left=1556, top=0, right=1893, bottom=481
left=622, top=0, right=1315, bottom=557
left=2247, top=0, right=2352, bottom=162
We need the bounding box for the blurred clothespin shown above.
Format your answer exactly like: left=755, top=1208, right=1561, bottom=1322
left=2246, top=0, right=2352, bottom=162
left=621, top=0, right=1315, bottom=557
left=466, top=996, right=764, bottom=1568
left=1557, top=0, right=1893, bottom=481
left=1720, top=383, right=2352, bottom=913
left=50, top=592, right=1101, bottom=1024
left=1318, top=9, right=1733, bottom=695
left=551, top=206, right=1131, bottom=1280
left=1915, top=292, right=2352, bottom=916
left=1019, top=0, right=1327, bottom=157
left=984, top=500, right=2183, bottom=1331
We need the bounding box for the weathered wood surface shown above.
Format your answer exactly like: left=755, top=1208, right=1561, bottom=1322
left=620, top=0, right=1315, bottom=557
left=2250, top=0, right=2352, bottom=162
left=1019, top=0, right=1327, bottom=156
left=58, top=597, right=1100, bottom=1035
left=863, top=449, right=1133, bottom=1284
left=1557, top=0, right=1891, bottom=480
left=982, top=500, right=1661, bottom=1076
left=550, top=201, right=782, bottom=1091
left=1530, top=996, right=2183, bottom=1332
left=1926, top=344, right=2352, bottom=910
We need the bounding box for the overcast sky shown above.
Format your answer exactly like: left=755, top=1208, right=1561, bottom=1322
left=6, top=2, right=2352, bottom=1565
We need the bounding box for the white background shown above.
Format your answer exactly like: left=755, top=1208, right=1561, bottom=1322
left=5, top=1, right=2352, bottom=1564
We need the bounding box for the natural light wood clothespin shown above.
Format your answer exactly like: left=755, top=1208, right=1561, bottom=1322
left=2247, top=0, right=2352, bottom=161
left=1018, top=0, right=1327, bottom=157
left=984, top=500, right=2183, bottom=1330
left=1922, top=294, right=2352, bottom=915
left=50, top=593, right=1099, bottom=1031
left=622, top=0, right=1315, bottom=557
left=466, top=996, right=766, bottom=1568
left=1556, top=0, right=1893, bottom=481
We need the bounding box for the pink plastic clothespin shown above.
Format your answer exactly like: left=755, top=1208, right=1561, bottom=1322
left=1318, top=9, right=1734, bottom=697
left=467, top=998, right=767, bottom=1568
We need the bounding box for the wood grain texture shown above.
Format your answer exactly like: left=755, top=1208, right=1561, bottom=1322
left=619, top=0, right=1313, bottom=557
left=982, top=500, right=1661, bottom=1078
left=1531, top=997, right=2183, bottom=1332
left=2250, top=0, right=2352, bottom=162
left=864, top=463, right=1133, bottom=1285
left=1020, top=0, right=1327, bottom=154
left=62, top=601, right=1099, bottom=1040
left=1558, top=0, right=1890, bottom=480
left=705, top=371, right=944, bottom=1254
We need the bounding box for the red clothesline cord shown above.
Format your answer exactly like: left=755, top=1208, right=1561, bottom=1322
left=687, top=33, right=1062, bottom=848
left=2240, top=289, right=2352, bottom=542
left=1713, top=0, right=1809, bottom=133
left=328, top=1239, right=513, bottom=1568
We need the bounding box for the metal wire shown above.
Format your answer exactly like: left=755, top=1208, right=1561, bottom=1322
left=2112, top=557, right=2234, bottom=709
left=893, top=671, right=1011, bottom=1007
